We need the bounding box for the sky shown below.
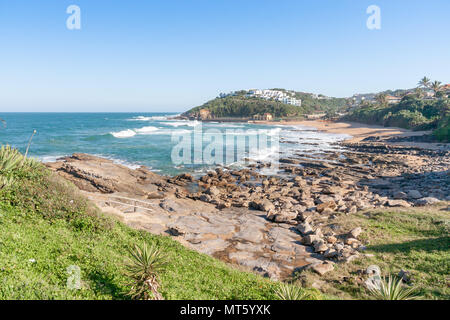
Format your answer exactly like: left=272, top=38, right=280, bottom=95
left=0, top=0, right=449, bottom=112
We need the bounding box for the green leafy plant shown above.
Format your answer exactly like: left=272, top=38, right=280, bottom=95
left=0, top=145, right=41, bottom=189
left=275, top=283, right=309, bottom=300
left=125, top=242, right=167, bottom=300
left=0, top=145, right=24, bottom=173
left=367, top=275, right=422, bottom=300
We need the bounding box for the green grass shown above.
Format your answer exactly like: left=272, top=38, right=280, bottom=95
left=295, top=207, right=450, bottom=300
left=0, top=153, right=320, bottom=300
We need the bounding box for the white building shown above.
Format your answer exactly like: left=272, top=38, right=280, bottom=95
left=247, top=89, right=302, bottom=107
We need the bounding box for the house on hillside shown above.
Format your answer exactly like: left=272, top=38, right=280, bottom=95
left=443, top=84, right=450, bottom=95
left=386, top=95, right=402, bottom=104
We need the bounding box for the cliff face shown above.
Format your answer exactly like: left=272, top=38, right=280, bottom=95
left=181, top=108, right=212, bottom=120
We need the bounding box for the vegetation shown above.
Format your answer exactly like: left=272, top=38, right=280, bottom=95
left=125, top=243, right=167, bottom=300
left=294, top=206, right=450, bottom=300
left=183, top=90, right=348, bottom=119
left=0, top=147, right=322, bottom=300
left=367, top=275, right=421, bottom=300
left=275, top=283, right=316, bottom=300
left=345, top=77, right=449, bottom=141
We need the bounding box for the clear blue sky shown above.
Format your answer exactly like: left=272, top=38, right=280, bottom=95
left=0, top=0, right=449, bottom=112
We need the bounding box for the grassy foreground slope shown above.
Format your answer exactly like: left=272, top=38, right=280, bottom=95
left=0, top=156, right=319, bottom=300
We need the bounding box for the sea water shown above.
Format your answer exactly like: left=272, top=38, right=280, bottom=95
left=0, top=113, right=350, bottom=176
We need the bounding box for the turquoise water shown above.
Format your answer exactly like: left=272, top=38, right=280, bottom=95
left=0, top=113, right=350, bottom=176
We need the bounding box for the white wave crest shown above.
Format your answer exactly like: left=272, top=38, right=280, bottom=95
left=135, top=126, right=159, bottom=134
left=111, top=129, right=136, bottom=138
left=128, top=115, right=168, bottom=121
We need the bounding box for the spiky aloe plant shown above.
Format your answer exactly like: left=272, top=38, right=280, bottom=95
left=125, top=243, right=167, bottom=300
left=275, top=283, right=309, bottom=300
left=0, top=145, right=41, bottom=189
left=0, top=145, right=23, bottom=173
left=367, top=275, right=421, bottom=300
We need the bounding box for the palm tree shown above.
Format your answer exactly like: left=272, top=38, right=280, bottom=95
left=375, top=93, right=388, bottom=105
left=431, top=80, right=442, bottom=96
left=418, top=76, right=431, bottom=89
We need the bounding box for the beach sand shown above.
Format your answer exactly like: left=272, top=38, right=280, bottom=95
left=256, top=120, right=447, bottom=149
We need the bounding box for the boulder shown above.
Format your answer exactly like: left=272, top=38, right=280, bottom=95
left=250, top=199, right=275, bottom=212
left=386, top=199, right=411, bottom=208
left=316, top=201, right=337, bottom=213
left=296, top=222, right=313, bottom=235
left=302, top=234, right=322, bottom=245
left=415, top=197, right=440, bottom=206
left=206, top=186, right=221, bottom=197
left=393, top=191, right=407, bottom=199
left=312, top=262, right=334, bottom=276
left=349, top=227, right=362, bottom=238
left=324, top=248, right=338, bottom=258
left=407, top=190, right=422, bottom=199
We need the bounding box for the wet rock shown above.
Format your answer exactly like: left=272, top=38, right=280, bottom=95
left=415, top=197, right=440, bottom=206
left=407, top=190, right=422, bottom=199
left=394, top=191, right=408, bottom=199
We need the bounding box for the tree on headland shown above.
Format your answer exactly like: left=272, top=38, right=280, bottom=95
left=414, top=87, right=425, bottom=99
left=431, top=80, right=442, bottom=96
left=375, top=93, right=388, bottom=106
left=418, top=76, right=431, bottom=89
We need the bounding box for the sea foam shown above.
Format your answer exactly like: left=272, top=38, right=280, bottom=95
left=110, top=129, right=136, bottom=138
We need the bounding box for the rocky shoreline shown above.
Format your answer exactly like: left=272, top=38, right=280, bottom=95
left=46, top=138, right=450, bottom=281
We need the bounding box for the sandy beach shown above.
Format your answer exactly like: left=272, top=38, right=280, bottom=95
left=254, top=119, right=450, bottom=150
left=257, top=120, right=425, bottom=142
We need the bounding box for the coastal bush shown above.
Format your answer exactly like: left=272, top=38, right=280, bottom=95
left=345, top=97, right=447, bottom=133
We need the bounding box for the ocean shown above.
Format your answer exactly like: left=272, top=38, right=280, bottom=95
left=0, top=113, right=350, bottom=176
